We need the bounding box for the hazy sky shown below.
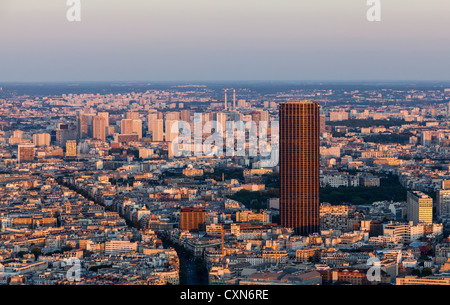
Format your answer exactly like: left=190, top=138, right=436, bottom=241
left=1, top=0, right=450, bottom=82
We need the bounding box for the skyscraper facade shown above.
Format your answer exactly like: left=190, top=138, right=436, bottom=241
left=180, top=208, right=206, bottom=232
left=407, top=190, right=433, bottom=225
left=93, top=116, right=106, bottom=141
left=180, top=110, right=191, bottom=122
left=98, top=112, right=110, bottom=127
left=77, top=114, right=95, bottom=139
left=165, top=119, right=179, bottom=142
left=33, top=133, right=50, bottom=147
left=126, top=111, right=139, bottom=120
left=121, top=119, right=142, bottom=139
left=18, top=144, right=35, bottom=163
left=132, top=119, right=143, bottom=139
left=437, top=180, right=450, bottom=217
left=166, top=111, right=180, bottom=121
left=280, top=101, right=320, bottom=235
left=65, top=140, right=77, bottom=158
left=150, top=119, right=164, bottom=142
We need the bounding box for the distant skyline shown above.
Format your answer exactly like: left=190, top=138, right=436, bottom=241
left=1, top=0, right=450, bottom=82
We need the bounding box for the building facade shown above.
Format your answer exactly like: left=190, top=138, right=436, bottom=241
left=280, top=101, right=320, bottom=235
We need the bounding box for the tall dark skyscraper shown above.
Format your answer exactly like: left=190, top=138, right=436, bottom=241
left=280, top=101, right=320, bottom=235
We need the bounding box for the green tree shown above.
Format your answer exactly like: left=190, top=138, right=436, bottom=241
left=61, top=245, right=73, bottom=253
left=422, top=268, right=432, bottom=277
left=31, top=247, right=41, bottom=260
left=17, top=251, right=27, bottom=258
left=411, top=269, right=421, bottom=276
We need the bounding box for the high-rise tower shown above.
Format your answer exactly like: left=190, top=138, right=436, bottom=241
left=280, top=101, right=320, bottom=235
left=407, top=191, right=433, bottom=225
left=93, top=116, right=106, bottom=141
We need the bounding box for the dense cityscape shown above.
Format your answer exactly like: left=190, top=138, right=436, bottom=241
left=1, top=82, right=450, bottom=285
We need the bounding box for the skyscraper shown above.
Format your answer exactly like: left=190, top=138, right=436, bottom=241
left=320, top=114, right=326, bottom=133
left=407, top=190, right=433, bottom=225
left=93, top=116, right=106, bottom=141
left=126, top=111, right=139, bottom=120
left=121, top=119, right=142, bottom=139
left=165, top=119, right=179, bottom=142
left=180, top=208, right=206, bottom=231
left=132, top=119, right=143, bottom=139
left=437, top=180, right=450, bottom=217
left=165, top=111, right=180, bottom=121
left=56, top=124, right=76, bottom=147
left=251, top=110, right=269, bottom=130
left=98, top=112, right=110, bottom=127
left=66, top=140, right=77, bottom=158
left=148, top=110, right=159, bottom=135
left=150, top=119, right=164, bottom=142
left=180, top=110, right=191, bottom=122
left=213, top=112, right=227, bottom=133
left=33, top=133, right=50, bottom=147
left=121, top=119, right=133, bottom=135
left=77, top=114, right=95, bottom=139
left=280, top=101, right=320, bottom=235
left=18, top=144, right=35, bottom=163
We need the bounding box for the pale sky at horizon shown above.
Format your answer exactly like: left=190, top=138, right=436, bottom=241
left=1, top=0, right=450, bottom=82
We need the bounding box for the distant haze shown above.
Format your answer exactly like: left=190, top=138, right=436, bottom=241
left=1, top=0, right=450, bottom=82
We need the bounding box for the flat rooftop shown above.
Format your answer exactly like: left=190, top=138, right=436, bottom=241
left=284, top=100, right=315, bottom=104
